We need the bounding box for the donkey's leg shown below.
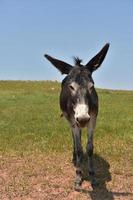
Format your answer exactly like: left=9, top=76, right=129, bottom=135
left=71, top=125, right=83, bottom=189
left=86, top=116, right=97, bottom=188
left=72, top=129, right=81, bottom=166
left=72, top=132, right=76, bottom=166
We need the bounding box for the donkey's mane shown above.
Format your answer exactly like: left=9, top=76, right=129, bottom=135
left=74, top=57, right=83, bottom=66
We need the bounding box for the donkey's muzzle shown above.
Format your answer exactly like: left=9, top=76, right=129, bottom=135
left=76, top=116, right=90, bottom=127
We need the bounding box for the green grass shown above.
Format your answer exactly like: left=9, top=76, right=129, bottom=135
left=0, top=81, right=132, bottom=165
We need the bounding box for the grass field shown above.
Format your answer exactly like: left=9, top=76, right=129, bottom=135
left=0, top=81, right=133, bottom=200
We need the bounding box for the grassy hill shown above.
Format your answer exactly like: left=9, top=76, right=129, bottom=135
left=0, top=81, right=132, bottom=199
left=0, top=81, right=132, bottom=154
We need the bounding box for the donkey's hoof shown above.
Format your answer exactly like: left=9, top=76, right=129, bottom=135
left=74, top=178, right=83, bottom=191
left=74, top=182, right=82, bottom=191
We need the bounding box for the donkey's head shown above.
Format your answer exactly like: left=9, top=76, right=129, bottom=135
left=44, top=43, right=109, bottom=127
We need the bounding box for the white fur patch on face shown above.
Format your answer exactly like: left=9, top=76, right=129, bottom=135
left=74, top=103, right=90, bottom=120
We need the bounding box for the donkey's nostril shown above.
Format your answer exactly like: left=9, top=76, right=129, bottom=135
left=76, top=117, right=79, bottom=122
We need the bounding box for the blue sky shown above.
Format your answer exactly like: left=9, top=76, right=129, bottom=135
left=0, top=0, right=133, bottom=90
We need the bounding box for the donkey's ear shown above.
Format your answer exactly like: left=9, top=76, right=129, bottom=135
left=44, top=54, right=73, bottom=74
left=85, top=43, right=110, bottom=73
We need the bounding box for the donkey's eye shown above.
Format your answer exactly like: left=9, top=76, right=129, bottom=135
left=69, top=85, right=75, bottom=91
left=88, top=82, right=94, bottom=89
left=88, top=82, right=94, bottom=93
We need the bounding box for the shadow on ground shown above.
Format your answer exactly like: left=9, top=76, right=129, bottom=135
left=77, top=153, right=133, bottom=200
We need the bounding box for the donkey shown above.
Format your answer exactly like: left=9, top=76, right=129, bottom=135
left=44, top=43, right=110, bottom=190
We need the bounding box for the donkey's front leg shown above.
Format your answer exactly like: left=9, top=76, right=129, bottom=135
left=72, top=128, right=81, bottom=166
left=71, top=125, right=83, bottom=189
left=86, top=116, right=97, bottom=188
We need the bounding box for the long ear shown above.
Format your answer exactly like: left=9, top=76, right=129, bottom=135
left=44, top=54, right=73, bottom=74
left=85, top=43, right=110, bottom=73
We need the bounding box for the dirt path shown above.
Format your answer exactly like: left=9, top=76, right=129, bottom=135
left=0, top=154, right=132, bottom=200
